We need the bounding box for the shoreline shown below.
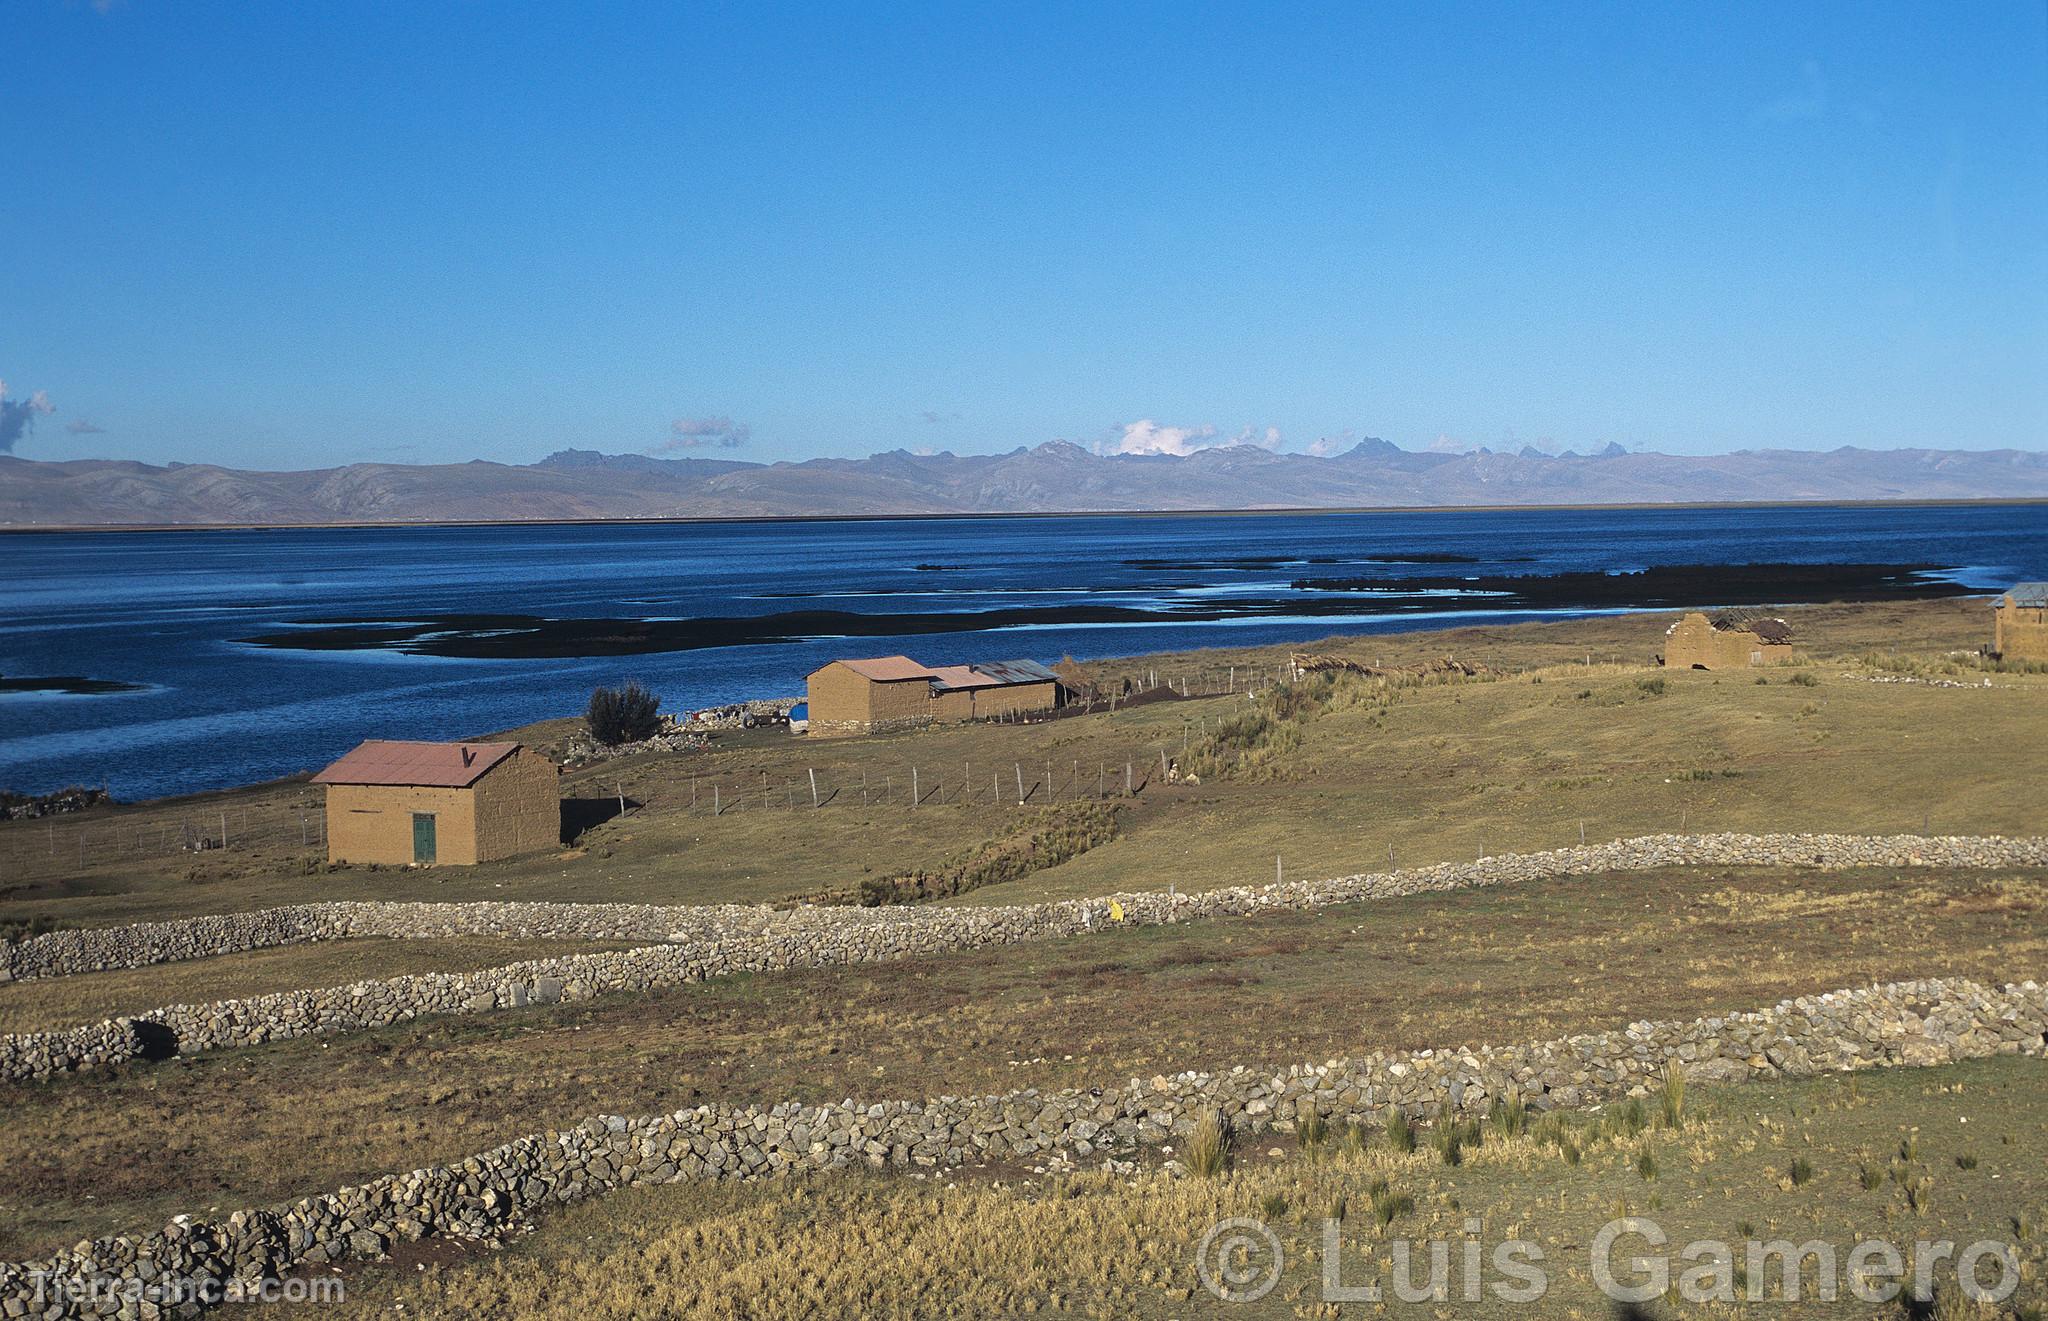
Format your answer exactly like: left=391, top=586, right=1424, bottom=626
left=3, top=495, right=2046, bottom=535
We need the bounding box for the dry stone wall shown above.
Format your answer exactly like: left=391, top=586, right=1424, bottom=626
left=4, top=977, right=2042, bottom=1319
left=4, top=833, right=2047, bottom=1084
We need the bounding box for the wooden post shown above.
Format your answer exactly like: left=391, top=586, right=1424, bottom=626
left=617, top=779, right=626, bottom=819
left=1276, top=854, right=1283, bottom=885
left=1229, top=665, right=1234, bottom=693
left=1045, top=762, right=1053, bottom=803
left=1126, top=761, right=1132, bottom=795
left=809, top=768, right=819, bottom=807
left=912, top=766, right=919, bottom=807
left=220, top=811, right=229, bottom=848
left=1578, top=820, right=1586, bottom=845
left=714, top=785, right=721, bottom=816
left=1015, top=762, right=1024, bottom=805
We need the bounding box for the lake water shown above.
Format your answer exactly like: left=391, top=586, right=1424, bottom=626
left=2, top=504, right=2043, bottom=800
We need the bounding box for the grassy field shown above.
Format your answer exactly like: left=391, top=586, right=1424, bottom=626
left=2, top=860, right=2040, bottom=1260
left=0, top=937, right=646, bottom=1035
left=0, top=597, right=2042, bottom=932
left=320, top=1055, right=2048, bottom=1319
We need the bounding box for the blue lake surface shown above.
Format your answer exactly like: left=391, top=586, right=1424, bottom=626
left=2, top=504, right=2042, bottom=799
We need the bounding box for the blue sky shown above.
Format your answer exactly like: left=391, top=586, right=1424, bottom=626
left=2, top=2, right=2043, bottom=468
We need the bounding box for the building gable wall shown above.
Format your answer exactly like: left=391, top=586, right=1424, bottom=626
left=468, top=748, right=561, bottom=862
left=1994, top=598, right=2048, bottom=661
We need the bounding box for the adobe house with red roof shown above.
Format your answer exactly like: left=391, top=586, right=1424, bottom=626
left=805, top=655, right=1061, bottom=737
left=312, top=740, right=560, bottom=866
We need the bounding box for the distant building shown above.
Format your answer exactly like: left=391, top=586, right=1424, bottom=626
left=312, top=740, right=559, bottom=866
left=805, top=656, right=1061, bottom=737
left=1660, top=611, right=1800, bottom=670
left=1991, top=583, right=2048, bottom=661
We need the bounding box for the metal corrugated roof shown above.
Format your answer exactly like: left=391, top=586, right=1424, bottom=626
left=2005, top=582, right=2048, bottom=608
left=828, top=656, right=939, bottom=682
left=926, top=664, right=1004, bottom=691
left=312, top=740, right=520, bottom=788
left=971, top=659, right=1061, bottom=686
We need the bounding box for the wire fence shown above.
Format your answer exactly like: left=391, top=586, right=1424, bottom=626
left=0, top=790, right=330, bottom=881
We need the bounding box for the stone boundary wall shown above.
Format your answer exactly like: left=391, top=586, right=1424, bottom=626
left=9, top=832, right=2044, bottom=985
left=4, top=833, right=2046, bottom=1084
left=4, top=977, right=2042, bottom=1318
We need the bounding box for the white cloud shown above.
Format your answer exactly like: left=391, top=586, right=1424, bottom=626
left=1102, top=418, right=1282, bottom=456
left=655, top=415, right=750, bottom=452
left=0, top=380, right=55, bottom=453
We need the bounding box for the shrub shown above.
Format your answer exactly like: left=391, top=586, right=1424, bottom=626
left=1185, top=1109, right=1229, bottom=1178
left=1488, top=1088, right=1528, bottom=1140
left=1258, top=1192, right=1288, bottom=1220
left=1296, top=1105, right=1328, bottom=1152
left=1954, top=1153, right=1977, bottom=1170
left=1341, top=1120, right=1371, bottom=1157
left=1788, top=1156, right=1814, bottom=1187
left=1605, top=1098, right=1647, bottom=1139
left=825, top=803, right=1122, bottom=906
left=1637, top=1149, right=1658, bottom=1181
left=1369, top=1183, right=1413, bottom=1230
left=1859, top=1163, right=1884, bottom=1191
left=1635, top=676, right=1667, bottom=697
left=585, top=682, right=662, bottom=746
left=1433, top=1117, right=1480, bottom=1166
left=1658, top=1060, right=1687, bottom=1128
left=0, top=914, right=60, bottom=945
left=1788, top=670, right=1820, bottom=687
left=1383, top=1109, right=1415, bottom=1154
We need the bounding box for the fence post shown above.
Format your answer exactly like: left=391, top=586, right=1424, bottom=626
left=912, top=766, right=919, bottom=808
left=1015, top=763, right=1024, bottom=805
left=809, top=768, right=819, bottom=807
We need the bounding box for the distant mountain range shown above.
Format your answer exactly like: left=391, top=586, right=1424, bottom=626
left=4, top=441, right=2045, bottom=525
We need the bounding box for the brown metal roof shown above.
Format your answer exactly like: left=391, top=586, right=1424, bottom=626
left=926, top=664, right=1004, bottom=691
left=827, top=656, right=939, bottom=682
left=312, top=740, right=521, bottom=788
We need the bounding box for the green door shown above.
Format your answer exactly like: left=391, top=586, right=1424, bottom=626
left=411, top=812, right=437, bottom=865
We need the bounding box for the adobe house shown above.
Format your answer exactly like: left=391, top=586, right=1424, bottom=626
left=805, top=655, right=1061, bottom=737
left=1990, top=583, right=2048, bottom=661
left=312, top=740, right=560, bottom=866
left=1659, top=611, right=1800, bottom=670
